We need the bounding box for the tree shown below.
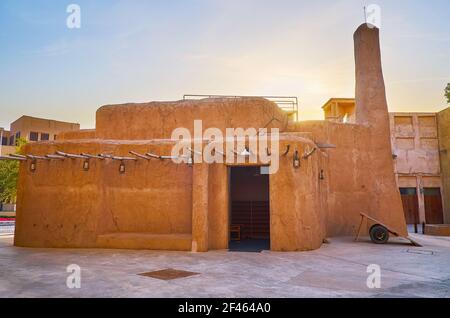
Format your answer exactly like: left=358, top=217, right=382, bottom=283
left=446, top=83, right=450, bottom=104
left=0, top=138, right=27, bottom=204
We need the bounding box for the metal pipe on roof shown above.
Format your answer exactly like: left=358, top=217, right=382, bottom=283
left=81, top=153, right=105, bottom=160
left=0, top=156, right=26, bottom=161
left=99, top=154, right=136, bottom=161
left=9, top=154, right=27, bottom=159
left=56, top=151, right=88, bottom=159
left=129, top=151, right=152, bottom=160
left=145, top=153, right=162, bottom=159
left=46, top=154, right=65, bottom=160
left=26, top=155, right=49, bottom=160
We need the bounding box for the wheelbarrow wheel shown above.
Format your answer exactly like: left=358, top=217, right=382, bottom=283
left=369, top=224, right=390, bottom=244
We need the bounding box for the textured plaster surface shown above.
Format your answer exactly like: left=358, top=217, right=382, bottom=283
left=390, top=113, right=440, bottom=176
left=95, top=98, right=289, bottom=140
left=438, top=107, right=450, bottom=223
left=353, top=25, right=408, bottom=236
left=2, top=234, right=450, bottom=298
left=15, top=136, right=326, bottom=252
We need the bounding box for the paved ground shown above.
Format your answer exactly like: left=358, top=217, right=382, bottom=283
left=0, top=222, right=15, bottom=236
left=0, top=234, right=449, bottom=298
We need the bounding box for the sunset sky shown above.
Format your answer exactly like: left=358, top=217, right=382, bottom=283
left=1, top=0, right=449, bottom=129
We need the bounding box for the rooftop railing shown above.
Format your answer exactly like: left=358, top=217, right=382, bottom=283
left=183, top=94, right=299, bottom=121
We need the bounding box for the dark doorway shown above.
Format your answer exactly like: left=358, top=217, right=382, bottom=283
left=400, top=188, right=419, bottom=224
left=424, top=188, right=444, bottom=224
left=229, top=166, right=270, bottom=252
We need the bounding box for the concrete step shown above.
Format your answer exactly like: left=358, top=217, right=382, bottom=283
left=96, top=233, right=192, bottom=251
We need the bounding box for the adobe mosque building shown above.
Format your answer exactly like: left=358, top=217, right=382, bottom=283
left=12, top=24, right=408, bottom=252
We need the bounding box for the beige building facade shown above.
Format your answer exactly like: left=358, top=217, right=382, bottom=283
left=1, top=116, right=80, bottom=151
left=9, top=116, right=80, bottom=144
left=390, top=112, right=443, bottom=225
left=2, top=116, right=80, bottom=157
left=323, top=98, right=449, bottom=225
left=322, top=98, right=356, bottom=123
left=0, top=128, right=15, bottom=156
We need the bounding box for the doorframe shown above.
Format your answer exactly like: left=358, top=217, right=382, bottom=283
left=227, top=164, right=271, bottom=248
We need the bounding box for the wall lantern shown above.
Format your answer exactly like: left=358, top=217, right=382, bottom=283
left=30, top=159, right=37, bottom=173
left=83, top=159, right=90, bottom=171
left=293, top=150, right=300, bottom=169
left=119, top=161, right=126, bottom=174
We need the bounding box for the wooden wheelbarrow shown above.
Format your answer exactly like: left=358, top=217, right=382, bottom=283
left=355, top=212, right=422, bottom=247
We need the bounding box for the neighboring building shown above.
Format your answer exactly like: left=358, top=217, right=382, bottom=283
left=1, top=116, right=80, bottom=207
left=390, top=112, right=443, bottom=225
left=322, top=98, right=449, bottom=225
left=0, top=128, right=15, bottom=156
left=322, top=98, right=356, bottom=123
left=1, top=116, right=80, bottom=152
left=9, top=116, right=80, bottom=144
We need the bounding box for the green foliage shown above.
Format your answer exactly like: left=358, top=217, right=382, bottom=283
left=0, top=138, right=27, bottom=204
left=0, top=160, right=19, bottom=203
left=446, top=83, right=450, bottom=104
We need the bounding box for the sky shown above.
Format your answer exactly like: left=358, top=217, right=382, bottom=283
left=0, top=0, right=449, bottom=129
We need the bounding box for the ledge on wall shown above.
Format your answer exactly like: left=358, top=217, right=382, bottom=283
left=96, top=233, right=192, bottom=251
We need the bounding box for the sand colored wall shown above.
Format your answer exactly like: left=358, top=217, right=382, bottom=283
left=438, top=107, right=450, bottom=223
left=192, top=163, right=209, bottom=252
left=290, top=121, right=371, bottom=236
left=14, top=134, right=327, bottom=252
left=15, top=140, right=193, bottom=248
left=96, top=98, right=289, bottom=140
left=289, top=119, right=407, bottom=237
left=353, top=24, right=407, bottom=237
left=207, top=163, right=229, bottom=250
left=208, top=134, right=329, bottom=251
left=13, top=98, right=327, bottom=252
left=269, top=137, right=327, bottom=251
left=58, top=129, right=96, bottom=141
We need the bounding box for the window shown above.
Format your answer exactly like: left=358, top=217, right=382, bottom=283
left=54, top=135, right=57, bottom=141
left=1, top=137, right=7, bottom=146
left=29, top=132, right=39, bottom=141
left=400, top=188, right=417, bottom=195
left=15, top=132, right=21, bottom=140
left=423, top=188, right=441, bottom=196
left=40, top=133, right=50, bottom=141
left=9, top=136, right=14, bottom=146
